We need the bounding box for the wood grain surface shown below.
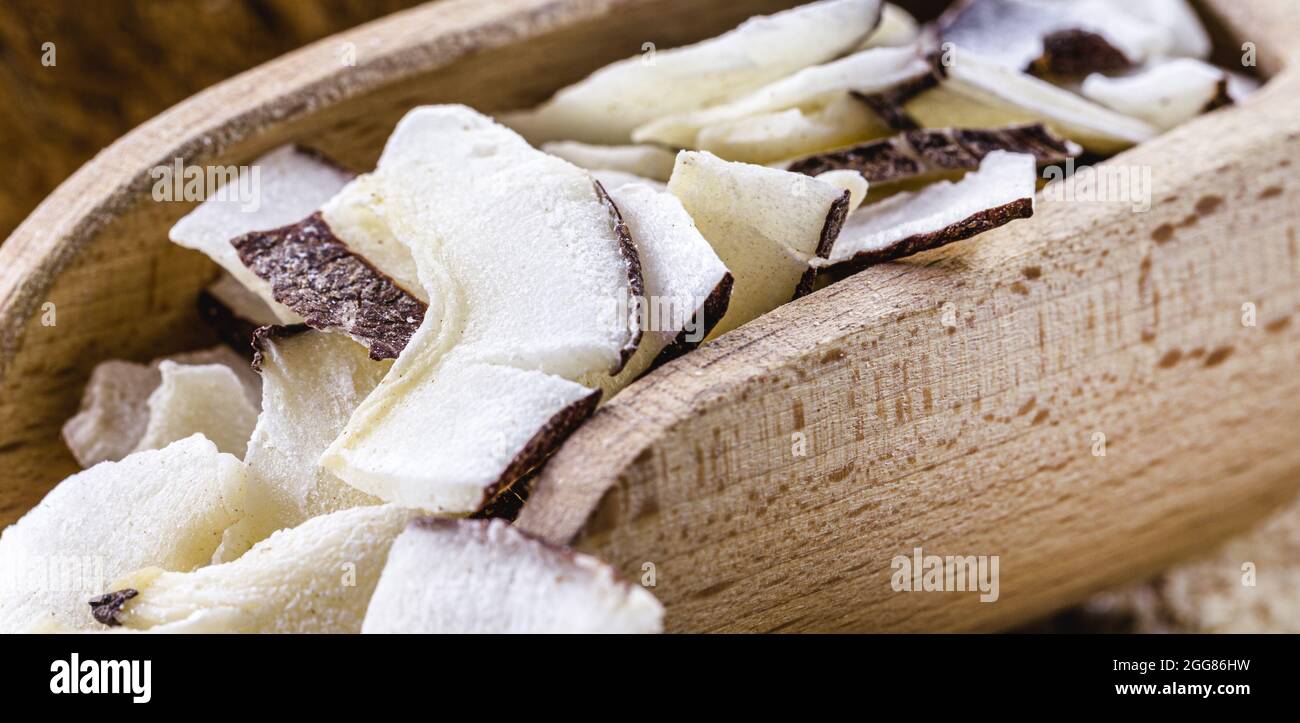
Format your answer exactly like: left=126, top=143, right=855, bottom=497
left=1, top=0, right=1297, bottom=632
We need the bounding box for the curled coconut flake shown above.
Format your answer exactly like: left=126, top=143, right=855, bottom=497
left=817, top=150, right=1037, bottom=272
left=319, top=106, right=639, bottom=515
left=694, top=94, right=893, bottom=165
left=1081, top=58, right=1232, bottom=130
left=667, top=151, right=849, bottom=338
left=0, top=436, right=246, bottom=633
left=633, top=44, right=931, bottom=150
left=501, top=0, right=884, bottom=144
left=98, top=505, right=421, bottom=633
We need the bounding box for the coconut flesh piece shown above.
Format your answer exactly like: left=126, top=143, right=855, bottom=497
left=317, top=106, right=641, bottom=514
left=936, top=0, right=1180, bottom=76
left=902, top=51, right=1158, bottom=153
left=858, top=2, right=919, bottom=50
left=817, top=150, right=1036, bottom=271
left=541, top=141, right=677, bottom=182
left=232, top=211, right=427, bottom=361
left=212, top=327, right=389, bottom=563
left=361, top=519, right=663, bottom=634
left=94, top=505, right=419, bottom=633
left=633, top=45, right=932, bottom=150
left=132, top=361, right=259, bottom=458
left=694, top=94, right=894, bottom=165
left=61, top=346, right=259, bottom=467
left=169, top=145, right=353, bottom=324
left=1081, top=58, right=1230, bottom=130
left=577, top=182, right=732, bottom=399
left=0, top=436, right=246, bottom=633
left=668, top=151, right=850, bottom=340
left=501, top=0, right=884, bottom=145
left=784, top=123, right=1080, bottom=189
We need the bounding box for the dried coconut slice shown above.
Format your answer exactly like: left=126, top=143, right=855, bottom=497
left=785, top=123, right=1080, bottom=187
left=1081, top=58, right=1230, bottom=130
left=232, top=212, right=427, bottom=360
left=361, top=519, right=663, bottom=634
left=320, top=106, right=641, bottom=514
left=61, top=346, right=259, bottom=467
left=858, top=2, right=919, bottom=50
left=501, top=0, right=884, bottom=144
left=668, top=151, right=850, bottom=339
left=542, top=141, right=677, bottom=181
left=694, top=94, right=893, bottom=165
left=212, top=327, right=390, bottom=562
left=578, top=182, right=732, bottom=398
left=903, top=51, right=1158, bottom=153
left=94, top=505, right=419, bottom=633
left=0, top=436, right=246, bottom=633
left=937, top=0, right=1189, bottom=76
left=818, top=150, right=1036, bottom=271
left=169, top=145, right=353, bottom=323
left=132, top=361, right=259, bottom=458
left=634, top=45, right=931, bottom=149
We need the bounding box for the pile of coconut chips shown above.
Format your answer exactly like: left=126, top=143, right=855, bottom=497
left=0, top=0, right=1253, bottom=634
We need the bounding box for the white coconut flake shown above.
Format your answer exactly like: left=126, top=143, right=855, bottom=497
left=695, top=94, right=892, bottom=164
left=103, top=505, right=419, bottom=633
left=579, top=182, right=730, bottom=399
left=668, top=151, right=848, bottom=338
left=319, top=106, right=637, bottom=513
left=1082, top=58, right=1228, bottom=130
left=362, top=519, right=663, bottom=634
left=820, top=150, right=1036, bottom=267
left=633, top=45, right=930, bottom=149
left=0, top=436, right=246, bottom=632
left=501, top=0, right=884, bottom=144
left=213, top=330, right=390, bottom=563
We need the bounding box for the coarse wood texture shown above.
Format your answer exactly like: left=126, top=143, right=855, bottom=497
left=1, top=0, right=1297, bottom=632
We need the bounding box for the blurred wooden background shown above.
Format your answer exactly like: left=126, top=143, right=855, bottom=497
left=0, top=0, right=429, bottom=242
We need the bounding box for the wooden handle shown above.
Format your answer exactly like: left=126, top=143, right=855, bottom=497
left=516, top=0, right=1300, bottom=631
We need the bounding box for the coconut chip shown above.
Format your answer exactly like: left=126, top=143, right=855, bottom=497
left=817, top=150, right=1036, bottom=271
left=502, top=0, right=884, bottom=144
left=361, top=519, right=663, bottom=634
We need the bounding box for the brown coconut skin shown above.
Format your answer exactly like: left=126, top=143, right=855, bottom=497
left=233, top=212, right=426, bottom=361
